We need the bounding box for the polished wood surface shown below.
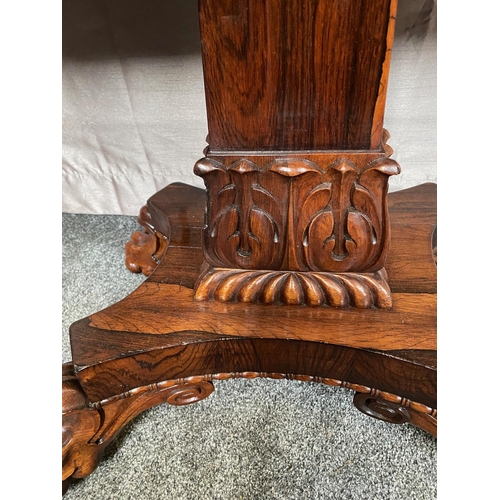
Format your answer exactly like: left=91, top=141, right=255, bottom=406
left=63, top=0, right=436, bottom=493
left=195, top=1, right=402, bottom=307
left=64, top=182, right=436, bottom=487
left=63, top=362, right=214, bottom=484
left=194, top=154, right=399, bottom=273
left=73, top=182, right=436, bottom=407
left=124, top=205, right=168, bottom=276
left=199, top=0, right=397, bottom=151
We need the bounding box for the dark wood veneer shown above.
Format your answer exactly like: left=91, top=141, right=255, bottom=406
left=200, top=0, right=396, bottom=151
left=63, top=183, right=436, bottom=488
left=63, top=0, right=436, bottom=492
left=71, top=182, right=436, bottom=410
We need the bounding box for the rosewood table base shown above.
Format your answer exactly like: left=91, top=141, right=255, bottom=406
left=62, top=182, right=437, bottom=493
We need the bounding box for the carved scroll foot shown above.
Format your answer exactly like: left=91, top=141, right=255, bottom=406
left=125, top=205, right=168, bottom=276
left=194, top=267, right=393, bottom=308
left=62, top=363, right=214, bottom=492
left=353, top=392, right=437, bottom=437
left=62, top=363, right=102, bottom=485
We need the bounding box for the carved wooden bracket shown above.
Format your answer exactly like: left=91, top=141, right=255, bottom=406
left=125, top=205, right=168, bottom=276
left=353, top=391, right=437, bottom=436
left=63, top=362, right=436, bottom=487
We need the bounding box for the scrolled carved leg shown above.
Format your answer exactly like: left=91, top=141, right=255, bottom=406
left=353, top=391, right=437, bottom=437
left=125, top=205, right=168, bottom=276
left=62, top=363, right=103, bottom=489
left=62, top=363, right=214, bottom=493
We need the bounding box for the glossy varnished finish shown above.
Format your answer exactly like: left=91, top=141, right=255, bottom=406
left=69, top=183, right=436, bottom=405
left=64, top=183, right=436, bottom=487
left=63, top=0, right=436, bottom=491
left=194, top=154, right=399, bottom=273
left=199, top=0, right=397, bottom=151
left=125, top=205, right=169, bottom=276
left=128, top=181, right=437, bottom=295
left=195, top=1, right=401, bottom=306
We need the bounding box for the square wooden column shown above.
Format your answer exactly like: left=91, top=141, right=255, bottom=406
left=194, top=0, right=401, bottom=308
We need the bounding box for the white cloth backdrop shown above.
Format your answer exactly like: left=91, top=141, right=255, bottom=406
left=62, top=0, right=436, bottom=216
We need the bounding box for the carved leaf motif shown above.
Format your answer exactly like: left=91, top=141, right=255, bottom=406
left=359, top=157, right=401, bottom=191
left=352, top=184, right=381, bottom=239
left=210, top=206, right=239, bottom=266
left=197, top=158, right=284, bottom=269
left=216, top=182, right=237, bottom=211
left=344, top=211, right=378, bottom=270
left=275, top=170, right=322, bottom=270
left=299, top=158, right=399, bottom=272
left=219, top=206, right=279, bottom=270
left=302, top=182, right=333, bottom=212
left=304, top=210, right=336, bottom=269
left=356, top=158, right=400, bottom=270
left=195, top=156, right=399, bottom=273
left=300, top=160, right=358, bottom=271
left=299, top=183, right=333, bottom=247
left=268, top=158, right=322, bottom=177
left=350, top=186, right=384, bottom=270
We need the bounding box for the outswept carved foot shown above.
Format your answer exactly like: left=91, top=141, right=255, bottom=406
left=62, top=363, right=102, bottom=484
left=353, top=391, right=437, bottom=437
left=62, top=363, right=214, bottom=492
left=125, top=205, right=168, bottom=276
left=195, top=266, right=392, bottom=308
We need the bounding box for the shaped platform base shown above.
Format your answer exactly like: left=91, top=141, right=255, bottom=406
left=63, top=182, right=437, bottom=491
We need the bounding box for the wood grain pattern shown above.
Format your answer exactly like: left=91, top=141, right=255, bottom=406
left=63, top=361, right=435, bottom=487
left=63, top=1, right=436, bottom=492
left=370, top=2, right=398, bottom=148
left=64, top=182, right=436, bottom=490
left=141, top=182, right=437, bottom=295
left=199, top=0, right=397, bottom=151
left=71, top=329, right=436, bottom=409
left=87, top=282, right=434, bottom=348
left=196, top=0, right=401, bottom=307
left=125, top=205, right=168, bottom=276
left=68, top=183, right=436, bottom=410
left=385, top=183, right=437, bottom=293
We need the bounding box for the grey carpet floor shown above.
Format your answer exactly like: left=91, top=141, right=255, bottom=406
left=62, top=213, right=437, bottom=500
